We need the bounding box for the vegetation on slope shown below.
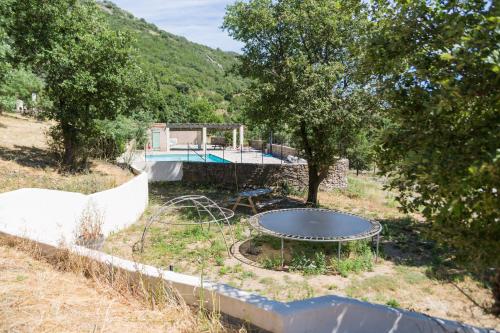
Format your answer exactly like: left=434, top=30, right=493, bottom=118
left=100, top=1, right=248, bottom=122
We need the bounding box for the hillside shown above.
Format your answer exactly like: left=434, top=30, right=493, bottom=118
left=99, top=1, right=246, bottom=107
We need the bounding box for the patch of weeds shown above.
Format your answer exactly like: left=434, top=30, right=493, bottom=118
left=261, top=255, right=282, bottom=270
left=290, top=251, right=327, bottom=275
left=279, top=181, right=306, bottom=197
left=240, top=270, right=256, bottom=279
left=385, top=299, right=400, bottom=308
left=395, top=265, right=428, bottom=284
left=15, top=275, right=27, bottom=282
left=259, top=277, right=275, bottom=285
left=218, top=266, right=230, bottom=276
left=330, top=243, right=373, bottom=277
left=346, top=275, right=399, bottom=298
left=208, top=239, right=227, bottom=258
left=214, top=255, right=224, bottom=266
left=327, top=284, right=337, bottom=291
left=333, top=176, right=367, bottom=199
left=234, top=223, right=246, bottom=241
left=232, top=264, right=244, bottom=274
left=384, top=192, right=399, bottom=208
left=302, top=281, right=315, bottom=299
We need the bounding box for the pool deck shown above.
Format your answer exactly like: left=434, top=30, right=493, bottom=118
left=133, top=146, right=305, bottom=165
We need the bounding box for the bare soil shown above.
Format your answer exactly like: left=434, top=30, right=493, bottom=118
left=0, top=113, right=132, bottom=193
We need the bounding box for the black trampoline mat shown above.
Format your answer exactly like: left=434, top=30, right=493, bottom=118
left=257, top=209, right=377, bottom=239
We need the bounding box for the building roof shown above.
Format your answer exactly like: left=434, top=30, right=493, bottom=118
left=153, top=123, right=243, bottom=130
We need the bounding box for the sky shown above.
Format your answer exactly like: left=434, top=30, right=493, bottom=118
left=111, top=0, right=243, bottom=52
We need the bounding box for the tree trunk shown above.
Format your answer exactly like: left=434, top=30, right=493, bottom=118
left=492, top=269, right=500, bottom=316
left=62, top=123, right=78, bottom=170
left=307, top=164, right=327, bottom=206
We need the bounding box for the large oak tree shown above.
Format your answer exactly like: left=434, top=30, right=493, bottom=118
left=7, top=0, right=150, bottom=169
left=224, top=0, right=374, bottom=204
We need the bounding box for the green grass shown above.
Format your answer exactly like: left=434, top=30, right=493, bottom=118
left=261, top=255, right=282, bottom=270
left=385, top=299, right=400, bottom=308
left=290, top=251, right=327, bottom=275
left=346, top=275, right=399, bottom=298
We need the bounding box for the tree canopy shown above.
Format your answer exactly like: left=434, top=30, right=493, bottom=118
left=367, top=0, right=499, bottom=270
left=365, top=0, right=499, bottom=311
left=7, top=0, right=154, bottom=168
left=224, top=0, right=375, bottom=204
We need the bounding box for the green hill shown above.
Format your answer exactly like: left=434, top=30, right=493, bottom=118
left=99, top=1, right=246, bottom=110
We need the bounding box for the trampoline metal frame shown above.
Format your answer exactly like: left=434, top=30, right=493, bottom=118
left=248, top=208, right=382, bottom=266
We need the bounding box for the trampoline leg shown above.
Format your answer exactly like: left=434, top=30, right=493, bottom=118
left=280, top=238, right=284, bottom=268
left=375, top=233, right=380, bottom=263
left=337, top=242, right=342, bottom=261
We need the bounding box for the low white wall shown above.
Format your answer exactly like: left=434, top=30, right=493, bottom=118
left=0, top=170, right=493, bottom=333
left=0, top=231, right=490, bottom=333
left=0, top=172, right=148, bottom=246
left=133, top=161, right=183, bottom=181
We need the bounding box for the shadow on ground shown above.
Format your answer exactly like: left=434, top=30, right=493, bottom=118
left=379, top=216, right=493, bottom=312
left=0, top=145, right=58, bottom=169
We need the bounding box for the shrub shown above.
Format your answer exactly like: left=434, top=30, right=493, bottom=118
left=290, top=251, right=327, bottom=275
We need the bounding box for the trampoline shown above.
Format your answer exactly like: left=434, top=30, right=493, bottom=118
left=248, top=208, right=382, bottom=265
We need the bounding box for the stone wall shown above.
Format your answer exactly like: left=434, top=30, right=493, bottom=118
left=267, top=144, right=298, bottom=160
left=248, top=140, right=299, bottom=160
left=181, top=159, right=348, bottom=191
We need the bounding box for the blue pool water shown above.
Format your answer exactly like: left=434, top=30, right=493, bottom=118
left=146, top=153, right=231, bottom=163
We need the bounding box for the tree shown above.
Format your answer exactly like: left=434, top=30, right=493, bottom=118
left=224, top=0, right=373, bottom=204
left=0, top=67, right=44, bottom=112
left=366, top=0, right=500, bottom=312
left=7, top=0, right=150, bottom=169
left=0, top=0, right=12, bottom=112
left=346, top=130, right=374, bottom=176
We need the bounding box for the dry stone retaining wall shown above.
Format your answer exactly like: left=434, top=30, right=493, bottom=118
left=181, top=159, right=348, bottom=191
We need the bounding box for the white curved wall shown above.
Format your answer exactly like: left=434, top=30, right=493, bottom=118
left=0, top=170, right=492, bottom=333
left=0, top=172, right=148, bottom=246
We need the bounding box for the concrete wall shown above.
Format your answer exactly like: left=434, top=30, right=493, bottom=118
left=133, top=161, right=183, bottom=181
left=171, top=130, right=202, bottom=145
left=148, top=125, right=168, bottom=151
left=0, top=172, right=148, bottom=246
left=147, top=128, right=203, bottom=151
left=0, top=231, right=489, bottom=333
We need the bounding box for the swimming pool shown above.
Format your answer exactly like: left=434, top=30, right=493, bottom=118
left=146, top=153, right=231, bottom=163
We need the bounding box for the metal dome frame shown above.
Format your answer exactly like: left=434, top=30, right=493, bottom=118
left=135, top=195, right=235, bottom=255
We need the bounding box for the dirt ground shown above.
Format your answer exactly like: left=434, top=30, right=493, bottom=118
left=0, top=113, right=132, bottom=193
left=0, top=244, right=212, bottom=333
left=104, top=182, right=500, bottom=331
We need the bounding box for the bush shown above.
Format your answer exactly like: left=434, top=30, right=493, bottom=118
left=330, top=241, right=373, bottom=277
left=290, top=251, right=327, bottom=275
left=260, top=255, right=282, bottom=270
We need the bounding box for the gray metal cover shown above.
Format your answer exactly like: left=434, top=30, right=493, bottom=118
left=249, top=208, right=382, bottom=242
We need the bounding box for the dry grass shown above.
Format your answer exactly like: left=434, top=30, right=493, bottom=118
left=0, top=113, right=132, bottom=194
left=0, top=237, right=239, bottom=333
left=104, top=180, right=500, bottom=330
